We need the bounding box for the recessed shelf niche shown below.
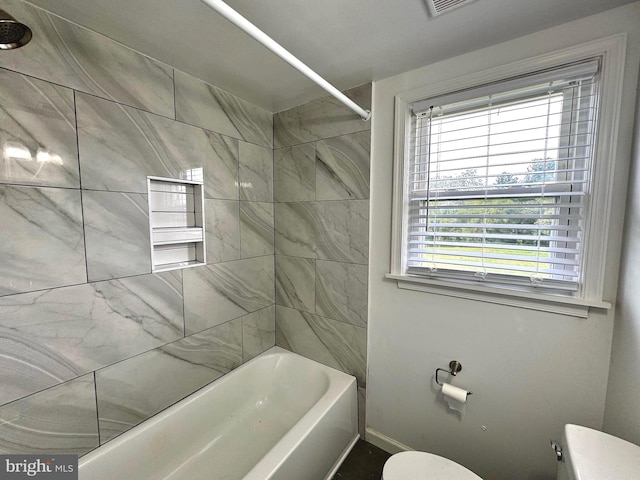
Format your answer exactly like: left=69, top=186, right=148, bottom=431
left=147, top=176, right=206, bottom=272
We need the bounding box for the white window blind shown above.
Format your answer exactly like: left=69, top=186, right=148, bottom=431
left=406, top=59, right=600, bottom=292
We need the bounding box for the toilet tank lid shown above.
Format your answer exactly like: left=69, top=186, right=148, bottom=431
left=563, top=424, right=640, bottom=480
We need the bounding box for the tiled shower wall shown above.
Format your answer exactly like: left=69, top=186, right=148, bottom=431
left=272, top=85, right=371, bottom=432
left=0, top=0, right=275, bottom=455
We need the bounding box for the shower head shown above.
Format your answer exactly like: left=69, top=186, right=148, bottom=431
left=0, top=9, right=32, bottom=50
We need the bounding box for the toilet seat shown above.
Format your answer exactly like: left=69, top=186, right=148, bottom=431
left=382, top=451, right=482, bottom=479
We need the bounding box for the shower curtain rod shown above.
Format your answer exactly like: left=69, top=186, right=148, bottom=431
left=200, top=0, right=372, bottom=121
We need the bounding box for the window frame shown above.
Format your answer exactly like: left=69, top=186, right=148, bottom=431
left=388, top=35, right=627, bottom=317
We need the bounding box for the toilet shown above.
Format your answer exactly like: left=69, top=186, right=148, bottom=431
left=556, top=424, right=640, bottom=480
left=382, top=451, right=481, bottom=479
left=382, top=424, right=640, bottom=479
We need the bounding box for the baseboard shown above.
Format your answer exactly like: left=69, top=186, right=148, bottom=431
left=365, top=428, right=412, bottom=454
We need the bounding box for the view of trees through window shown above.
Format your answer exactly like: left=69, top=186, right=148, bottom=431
left=410, top=90, right=583, bottom=281
left=425, top=159, right=556, bottom=248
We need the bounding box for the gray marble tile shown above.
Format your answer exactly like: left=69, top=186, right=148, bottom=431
left=0, top=374, right=98, bottom=455
left=315, top=200, right=370, bottom=264
left=316, top=131, right=371, bottom=200
left=0, top=185, right=86, bottom=296
left=0, top=0, right=174, bottom=117
left=76, top=93, right=239, bottom=200
left=316, top=260, right=368, bottom=327
left=183, top=257, right=274, bottom=335
left=242, top=306, right=275, bottom=362
left=239, top=141, right=273, bottom=202
left=175, top=71, right=273, bottom=149
left=83, top=190, right=151, bottom=282
left=205, top=199, right=240, bottom=264
left=96, top=318, right=242, bottom=443
left=274, top=84, right=371, bottom=148
left=275, top=200, right=369, bottom=264
left=274, top=202, right=318, bottom=259
left=274, top=144, right=316, bottom=202
left=0, top=67, right=79, bottom=188
left=0, top=272, right=183, bottom=406
left=275, top=306, right=366, bottom=386
left=240, top=202, right=274, bottom=258
left=275, top=255, right=315, bottom=313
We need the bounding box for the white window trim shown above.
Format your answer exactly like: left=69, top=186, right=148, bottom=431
left=389, top=34, right=626, bottom=317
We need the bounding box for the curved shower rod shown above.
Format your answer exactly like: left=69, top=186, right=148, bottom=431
left=200, top=0, right=372, bottom=121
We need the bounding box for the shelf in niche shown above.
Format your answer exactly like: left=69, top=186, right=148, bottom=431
left=153, top=260, right=204, bottom=273
left=148, top=176, right=206, bottom=272
left=152, top=227, right=204, bottom=245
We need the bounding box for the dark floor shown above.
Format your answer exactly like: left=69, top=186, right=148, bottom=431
left=333, top=439, right=391, bottom=480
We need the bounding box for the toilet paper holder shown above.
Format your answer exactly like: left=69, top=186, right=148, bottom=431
left=435, top=360, right=471, bottom=389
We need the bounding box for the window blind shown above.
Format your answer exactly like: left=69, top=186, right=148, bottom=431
left=406, top=60, right=600, bottom=291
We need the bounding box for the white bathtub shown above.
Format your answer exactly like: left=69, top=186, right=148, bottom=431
left=79, top=346, right=359, bottom=480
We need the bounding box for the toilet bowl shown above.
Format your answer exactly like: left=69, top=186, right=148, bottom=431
left=382, top=451, right=482, bottom=480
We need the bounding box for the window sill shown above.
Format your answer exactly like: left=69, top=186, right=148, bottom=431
left=385, top=273, right=611, bottom=318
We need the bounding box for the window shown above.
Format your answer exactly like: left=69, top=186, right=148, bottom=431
left=389, top=38, right=626, bottom=313
left=408, top=61, right=598, bottom=292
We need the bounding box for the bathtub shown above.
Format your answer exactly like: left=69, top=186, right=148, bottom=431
left=79, top=346, right=358, bottom=480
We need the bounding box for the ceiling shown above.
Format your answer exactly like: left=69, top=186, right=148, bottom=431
left=25, top=0, right=637, bottom=113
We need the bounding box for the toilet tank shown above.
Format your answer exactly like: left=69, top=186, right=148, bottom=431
left=557, top=424, right=640, bottom=480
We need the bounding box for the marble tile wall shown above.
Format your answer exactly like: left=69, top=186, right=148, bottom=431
left=183, top=257, right=275, bottom=335
left=273, top=85, right=371, bottom=396
left=0, top=0, right=274, bottom=457
left=175, top=71, right=273, bottom=149
left=274, top=85, right=372, bottom=148
left=95, top=318, right=244, bottom=443
left=0, top=0, right=174, bottom=118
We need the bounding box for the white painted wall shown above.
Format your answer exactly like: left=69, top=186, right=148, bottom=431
left=603, top=68, right=640, bottom=445
left=367, top=3, right=640, bottom=479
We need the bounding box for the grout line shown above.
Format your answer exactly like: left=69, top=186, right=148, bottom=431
left=74, top=90, right=91, bottom=285
left=65, top=82, right=273, bottom=149
left=93, top=371, right=102, bottom=446
left=273, top=126, right=371, bottom=151
left=0, top=373, right=92, bottom=413
left=73, top=88, right=82, bottom=186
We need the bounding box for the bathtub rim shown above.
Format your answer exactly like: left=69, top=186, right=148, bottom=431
left=242, top=348, right=359, bottom=479
left=79, top=345, right=359, bottom=478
